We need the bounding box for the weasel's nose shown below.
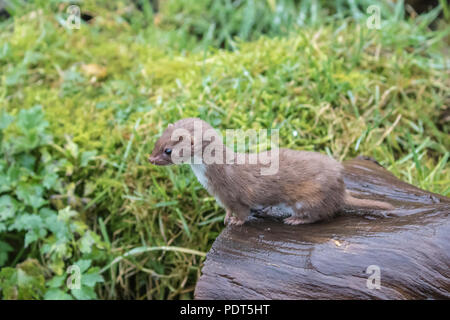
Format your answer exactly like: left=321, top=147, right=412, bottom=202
left=148, top=155, right=156, bottom=164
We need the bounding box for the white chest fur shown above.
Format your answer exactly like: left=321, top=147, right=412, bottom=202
left=190, top=164, right=209, bottom=191
left=190, top=164, right=225, bottom=208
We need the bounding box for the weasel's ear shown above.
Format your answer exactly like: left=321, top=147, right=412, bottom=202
left=167, top=123, right=173, bottom=128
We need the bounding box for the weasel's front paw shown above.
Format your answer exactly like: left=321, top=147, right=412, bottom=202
left=224, top=210, right=232, bottom=225
left=227, top=215, right=245, bottom=226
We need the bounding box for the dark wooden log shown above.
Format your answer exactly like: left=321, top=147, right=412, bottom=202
left=194, top=157, right=450, bottom=299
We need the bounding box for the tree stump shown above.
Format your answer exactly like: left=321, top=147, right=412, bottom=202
left=194, top=157, right=450, bottom=299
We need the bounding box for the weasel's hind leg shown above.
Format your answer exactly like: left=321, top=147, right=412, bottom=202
left=283, top=201, right=334, bottom=225
left=224, top=209, right=233, bottom=225
left=283, top=206, right=317, bottom=225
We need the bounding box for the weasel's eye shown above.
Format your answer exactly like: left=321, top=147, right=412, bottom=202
left=164, top=148, right=172, bottom=155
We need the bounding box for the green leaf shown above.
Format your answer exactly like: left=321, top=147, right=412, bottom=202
left=41, top=208, right=70, bottom=243
left=71, top=285, right=97, bottom=300
left=0, top=195, right=17, bottom=221
left=16, top=184, right=46, bottom=209
left=0, top=240, right=13, bottom=266
left=58, top=206, right=78, bottom=222
left=80, top=231, right=96, bottom=254
left=46, top=275, right=66, bottom=288
left=16, top=105, right=48, bottom=134
left=81, top=271, right=104, bottom=288
left=80, top=150, right=97, bottom=167
left=10, top=214, right=47, bottom=247
left=5, top=66, right=27, bottom=87
left=0, top=110, right=14, bottom=130
left=13, top=132, right=42, bottom=152
left=74, top=259, right=92, bottom=273
left=10, top=213, right=43, bottom=231
left=65, top=137, right=79, bottom=159
left=17, top=154, right=36, bottom=171
left=6, top=164, right=21, bottom=186
left=23, top=225, right=49, bottom=247
left=42, top=170, right=59, bottom=190
left=44, top=288, right=74, bottom=300
left=0, top=164, right=22, bottom=193
left=0, top=174, right=11, bottom=193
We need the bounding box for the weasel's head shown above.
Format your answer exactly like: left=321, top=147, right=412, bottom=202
left=148, top=123, right=178, bottom=166
left=149, top=118, right=219, bottom=166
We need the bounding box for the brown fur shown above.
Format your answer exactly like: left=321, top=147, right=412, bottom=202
left=149, top=118, right=394, bottom=225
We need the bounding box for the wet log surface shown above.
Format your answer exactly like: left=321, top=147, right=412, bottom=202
left=194, top=157, right=450, bottom=299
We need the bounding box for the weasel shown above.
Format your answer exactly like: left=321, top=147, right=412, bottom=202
left=149, top=118, right=394, bottom=226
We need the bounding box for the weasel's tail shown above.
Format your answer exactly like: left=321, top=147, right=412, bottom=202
left=344, top=192, right=394, bottom=210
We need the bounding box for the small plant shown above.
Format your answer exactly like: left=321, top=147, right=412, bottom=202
left=0, top=106, right=105, bottom=300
